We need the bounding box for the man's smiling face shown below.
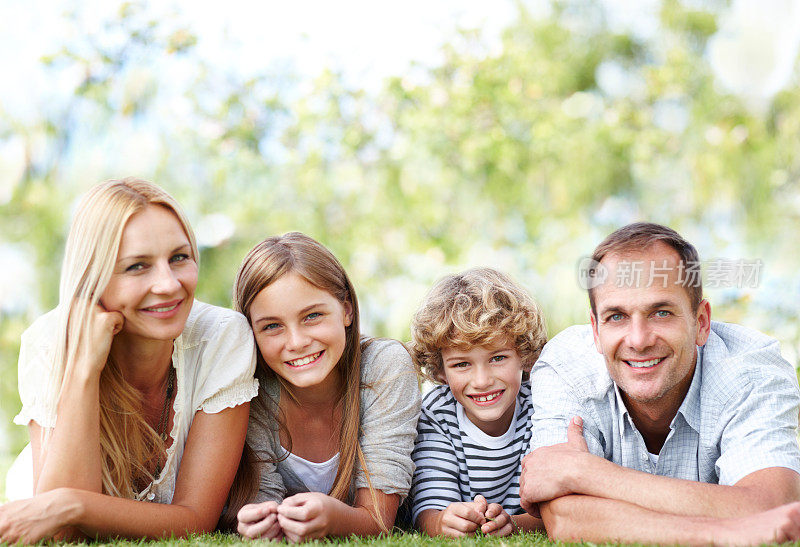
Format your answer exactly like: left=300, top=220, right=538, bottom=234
left=590, top=241, right=711, bottom=417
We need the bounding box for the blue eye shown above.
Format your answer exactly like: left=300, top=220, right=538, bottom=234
left=608, top=313, right=624, bottom=322
left=654, top=310, right=671, bottom=318
left=305, top=312, right=322, bottom=321
left=490, top=355, right=507, bottom=363
left=125, top=262, right=146, bottom=273
left=262, top=322, right=280, bottom=331
left=170, top=253, right=191, bottom=264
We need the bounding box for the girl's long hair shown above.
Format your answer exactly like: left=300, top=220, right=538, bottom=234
left=46, top=178, right=198, bottom=498
left=222, top=232, right=382, bottom=529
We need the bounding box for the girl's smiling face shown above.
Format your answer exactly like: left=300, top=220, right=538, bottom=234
left=249, top=271, right=352, bottom=394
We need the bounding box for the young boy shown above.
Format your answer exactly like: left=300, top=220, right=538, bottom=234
left=408, top=267, right=547, bottom=537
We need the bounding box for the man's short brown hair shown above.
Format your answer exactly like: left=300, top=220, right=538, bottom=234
left=588, top=222, right=703, bottom=316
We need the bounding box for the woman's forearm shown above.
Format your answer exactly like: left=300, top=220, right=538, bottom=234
left=35, top=367, right=103, bottom=494
left=63, top=488, right=215, bottom=539
left=0, top=487, right=215, bottom=544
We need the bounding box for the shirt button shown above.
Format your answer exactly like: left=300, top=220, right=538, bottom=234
left=147, top=492, right=155, bottom=500
left=641, top=453, right=648, bottom=460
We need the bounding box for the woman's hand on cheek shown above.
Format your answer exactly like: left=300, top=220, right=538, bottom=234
left=72, top=304, right=124, bottom=377
left=276, top=492, right=336, bottom=543
left=237, top=501, right=283, bottom=540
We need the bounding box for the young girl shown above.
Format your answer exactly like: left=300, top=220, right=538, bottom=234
left=232, top=232, right=421, bottom=542
left=0, top=179, right=257, bottom=543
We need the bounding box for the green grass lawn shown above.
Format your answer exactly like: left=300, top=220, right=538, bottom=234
left=0, top=531, right=556, bottom=547
left=3, top=527, right=800, bottom=546
left=8, top=532, right=798, bottom=547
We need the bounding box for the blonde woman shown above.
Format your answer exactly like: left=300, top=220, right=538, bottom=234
left=0, top=179, right=257, bottom=543
left=231, top=232, right=421, bottom=542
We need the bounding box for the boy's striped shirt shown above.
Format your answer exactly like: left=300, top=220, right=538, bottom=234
left=409, top=381, right=533, bottom=523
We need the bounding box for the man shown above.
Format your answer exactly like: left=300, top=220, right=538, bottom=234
left=520, top=222, right=800, bottom=544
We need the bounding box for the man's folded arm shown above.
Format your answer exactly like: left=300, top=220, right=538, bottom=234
left=528, top=355, right=800, bottom=518
left=527, top=417, right=800, bottom=519
left=557, top=456, right=800, bottom=518
left=540, top=494, right=800, bottom=546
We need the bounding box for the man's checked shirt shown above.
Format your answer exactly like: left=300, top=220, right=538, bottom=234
left=529, top=321, right=800, bottom=485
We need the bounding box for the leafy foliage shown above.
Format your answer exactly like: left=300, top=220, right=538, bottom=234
left=2, top=0, right=800, bottom=496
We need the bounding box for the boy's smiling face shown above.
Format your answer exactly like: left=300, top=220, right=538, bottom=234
left=438, top=340, right=524, bottom=437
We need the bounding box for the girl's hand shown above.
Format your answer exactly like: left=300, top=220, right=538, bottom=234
left=438, top=496, right=488, bottom=537
left=480, top=502, right=515, bottom=536
left=237, top=501, right=283, bottom=540
left=275, top=492, right=337, bottom=543
left=0, top=488, right=79, bottom=544
left=73, top=304, right=124, bottom=377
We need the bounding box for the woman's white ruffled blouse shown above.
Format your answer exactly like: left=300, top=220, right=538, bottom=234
left=13, top=300, right=258, bottom=504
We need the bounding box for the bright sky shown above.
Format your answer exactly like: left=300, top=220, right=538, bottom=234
left=1, top=0, right=800, bottom=316
left=2, top=0, right=800, bottom=455
left=2, top=0, right=799, bottom=119
left=0, top=0, right=524, bottom=120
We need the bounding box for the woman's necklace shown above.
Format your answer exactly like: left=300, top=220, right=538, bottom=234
left=154, top=366, right=175, bottom=478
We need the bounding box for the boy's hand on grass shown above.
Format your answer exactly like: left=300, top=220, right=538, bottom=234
left=480, top=503, right=515, bottom=536
left=237, top=500, right=283, bottom=541
left=438, top=497, right=487, bottom=537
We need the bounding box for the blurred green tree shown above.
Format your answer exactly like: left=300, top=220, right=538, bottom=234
left=2, top=0, right=799, bottom=495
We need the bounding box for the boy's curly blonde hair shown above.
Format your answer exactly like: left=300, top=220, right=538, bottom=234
left=409, top=267, right=547, bottom=383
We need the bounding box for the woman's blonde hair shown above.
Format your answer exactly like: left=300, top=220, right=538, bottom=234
left=47, top=178, right=197, bottom=498
left=225, top=232, right=382, bottom=528
left=409, top=267, right=547, bottom=383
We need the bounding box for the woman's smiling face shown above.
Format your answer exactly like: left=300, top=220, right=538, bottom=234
left=249, top=271, right=352, bottom=394
left=101, top=205, right=197, bottom=342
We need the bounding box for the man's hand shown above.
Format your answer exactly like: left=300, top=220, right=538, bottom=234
left=718, top=501, right=800, bottom=546
left=521, top=416, right=592, bottom=514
